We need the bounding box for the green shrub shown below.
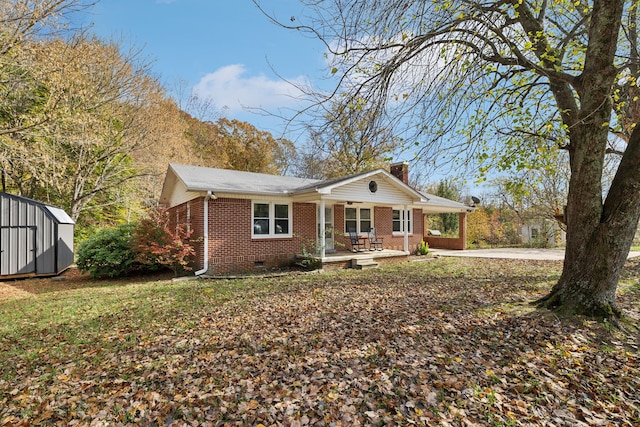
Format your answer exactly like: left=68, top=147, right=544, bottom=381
left=416, top=240, right=430, bottom=256
left=77, top=209, right=196, bottom=279
left=76, top=224, right=142, bottom=278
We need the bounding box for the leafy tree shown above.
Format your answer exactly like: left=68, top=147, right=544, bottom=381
left=0, top=1, right=199, bottom=229
left=436, top=179, right=460, bottom=235
left=495, top=145, right=620, bottom=234
left=1, top=35, right=160, bottom=221
left=262, top=0, right=640, bottom=318
left=190, top=117, right=294, bottom=175
left=0, top=0, right=91, bottom=136
left=129, top=95, right=202, bottom=204
left=494, top=149, right=570, bottom=232
left=217, top=117, right=286, bottom=174
left=273, top=137, right=297, bottom=175
left=466, top=208, right=491, bottom=247
left=0, top=0, right=88, bottom=190
left=0, top=31, right=185, bottom=228
left=291, top=142, right=328, bottom=179
left=303, top=102, right=400, bottom=178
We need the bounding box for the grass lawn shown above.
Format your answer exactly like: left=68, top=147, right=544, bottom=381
left=1, top=258, right=639, bottom=426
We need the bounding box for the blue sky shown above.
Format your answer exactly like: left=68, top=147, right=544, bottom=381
left=85, top=0, right=328, bottom=135
left=83, top=0, right=484, bottom=190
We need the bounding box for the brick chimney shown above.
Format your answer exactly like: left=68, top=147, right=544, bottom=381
left=390, top=161, right=409, bottom=184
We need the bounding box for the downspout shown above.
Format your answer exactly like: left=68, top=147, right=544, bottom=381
left=320, top=199, right=326, bottom=259
left=195, top=191, right=214, bottom=276
left=403, top=205, right=409, bottom=252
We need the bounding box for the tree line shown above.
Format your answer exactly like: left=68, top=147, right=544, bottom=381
left=0, top=0, right=404, bottom=241
left=0, top=1, right=302, bottom=238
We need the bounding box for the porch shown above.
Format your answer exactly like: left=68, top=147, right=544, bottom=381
left=298, top=248, right=410, bottom=270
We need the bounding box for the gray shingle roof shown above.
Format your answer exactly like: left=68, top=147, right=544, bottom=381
left=166, top=164, right=473, bottom=212
left=170, top=164, right=322, bottom=195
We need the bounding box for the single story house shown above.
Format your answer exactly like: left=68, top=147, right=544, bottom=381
left=1, top=192, right=75, bottom=278
left=159, top=163, right=473, bottom=275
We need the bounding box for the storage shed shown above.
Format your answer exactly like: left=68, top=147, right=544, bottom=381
left=0, top=192, right=75, bottom=278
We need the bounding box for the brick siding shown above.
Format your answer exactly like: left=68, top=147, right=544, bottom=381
left=169, top=198, right=434, bottom=274
left=169, top=197, right=316, bottom=274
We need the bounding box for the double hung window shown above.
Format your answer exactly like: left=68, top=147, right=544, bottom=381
left=253, top=202, right=291, bottom=238
left=345, top=207, right=372, bottom=234
left=392, top=208, right=412, bottom=234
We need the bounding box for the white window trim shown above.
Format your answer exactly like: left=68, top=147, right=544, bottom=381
left=392, top=207, right=413, bottom=235
left=252, top=201, right=293, bottom=239
left=344, top=206, right=374, bottom=235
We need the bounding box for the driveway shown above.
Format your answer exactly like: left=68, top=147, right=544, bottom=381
left=431, top=247, right=640, bottom=261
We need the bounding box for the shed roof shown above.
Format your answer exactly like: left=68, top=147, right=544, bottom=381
left=44, top=205, right=74, bottom=224
left=0, top=192, right=75, bottom=224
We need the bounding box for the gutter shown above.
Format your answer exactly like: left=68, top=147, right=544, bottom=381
left=195, top=190, right=215, bottom=276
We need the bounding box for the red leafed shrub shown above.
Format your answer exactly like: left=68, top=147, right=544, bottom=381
left=133, top=208, right=196, bottom=276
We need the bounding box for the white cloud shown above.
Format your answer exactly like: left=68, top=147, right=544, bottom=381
left=192, top=64, right=308, bottom=114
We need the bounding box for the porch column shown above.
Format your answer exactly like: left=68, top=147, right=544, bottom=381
left=320, top=199, right=326, bottom=258
left=458, top=212, right=467, bottom=250
left=403, top=204, right=409, bottom=252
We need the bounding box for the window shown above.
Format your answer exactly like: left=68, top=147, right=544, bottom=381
left=360, top=208, right=371, bottom=232
left=345, top=207, right=357, bottom=233
left=253, top=202, right=291, bottom=238
left=345, top=206, right=373, bottom=234
left=274, top=204, right=289, bottom=234
left=392, top=208, right=412, bottom=234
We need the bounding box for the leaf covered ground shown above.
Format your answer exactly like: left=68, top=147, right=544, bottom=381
left=1, top=257, right=639, bottom=426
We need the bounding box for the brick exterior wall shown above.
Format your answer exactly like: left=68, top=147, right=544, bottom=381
left=334, top=205, right=424, bottom=253
left=169, top=197, right=317, bottom=274
left=170, top=198, right=206, bottom=270
left=169, top=198, right=435, bottom=274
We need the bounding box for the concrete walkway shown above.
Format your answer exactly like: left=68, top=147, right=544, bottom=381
left=431, top=247, right=640, bottom=261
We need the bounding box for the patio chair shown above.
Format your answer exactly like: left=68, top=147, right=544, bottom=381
left=348, top=230, right=367, bottom=252
left=368, top=227, right=384, bottom=251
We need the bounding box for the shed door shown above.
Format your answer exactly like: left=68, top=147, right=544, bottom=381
left=0, top=226, right=37, bottom=276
